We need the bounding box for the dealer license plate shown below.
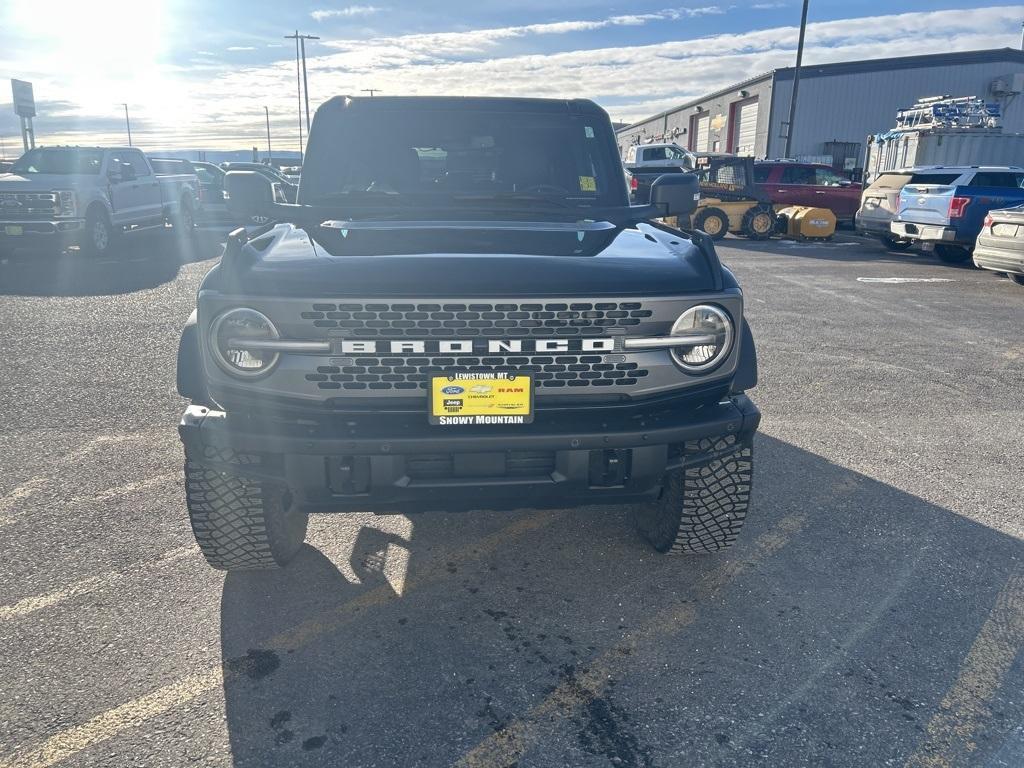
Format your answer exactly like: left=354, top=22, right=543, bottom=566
left=429, top=372, right=533, bottom=425
left=4, top=225, right=23, bottom=236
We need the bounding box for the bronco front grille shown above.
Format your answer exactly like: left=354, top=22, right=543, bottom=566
left=304, top=355, right=648, bottom=390
left=0, top=192, right=60, bottom=219
left=299, top=302, right=653, bottom=337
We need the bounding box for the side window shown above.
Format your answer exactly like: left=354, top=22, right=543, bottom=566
left=753, top=165, right=771, bottom=184
left=781, top=165, right=815, bottom=185
left=644, top=147, right=667, bottom=162
left=194, top=168, right=217, bottom=185
left=666, top=146, right=687, bottom=160
left=969, top=172, right=1024, bottom=188
left=129, top=151, right=151, bottom=176
left=814, top=168, right=845, bottom=186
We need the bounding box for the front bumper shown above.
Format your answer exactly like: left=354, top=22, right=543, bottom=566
left=178, top=394, right=760, bottom=513
left=890, top=221, right=960, bottom=244
left=0, top=219, right=84, bottom=249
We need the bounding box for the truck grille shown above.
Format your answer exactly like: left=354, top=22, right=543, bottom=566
left=304, top=355, right=648, bottom=390
left=299, top=302, right=653, bottom=337
left=0, top=192, right=60, bottom=220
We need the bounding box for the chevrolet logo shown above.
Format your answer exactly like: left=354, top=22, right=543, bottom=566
left=333, top=338, right=617, bottom=355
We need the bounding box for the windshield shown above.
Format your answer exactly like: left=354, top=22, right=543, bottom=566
left=300, top=109, right=625, bottom=210
left=11, top=148, right=103, bottom=175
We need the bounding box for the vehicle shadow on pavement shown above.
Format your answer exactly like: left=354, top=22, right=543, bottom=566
left=0, top=228, right=224, bottom=296
left=219, top=435, right=1024, bottom=768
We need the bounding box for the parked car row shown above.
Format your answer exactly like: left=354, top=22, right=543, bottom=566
left=0, top=148, right=296, bottom=257
left=854, top=163, right=1024, bottom=285
left=624, top=144, right=861, bottom=234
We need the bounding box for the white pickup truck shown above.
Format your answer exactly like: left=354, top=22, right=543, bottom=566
left=0, top=146, right=200, bottom=257
left=622, top=142, right=695, bottom=170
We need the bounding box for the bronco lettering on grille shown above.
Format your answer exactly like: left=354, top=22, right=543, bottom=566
left=336, top=338, right=617, bottom=354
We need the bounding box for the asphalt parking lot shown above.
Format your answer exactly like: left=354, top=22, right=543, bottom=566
left=0, top=230, right=1022, bottom=768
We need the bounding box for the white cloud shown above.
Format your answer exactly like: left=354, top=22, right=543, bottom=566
left=226, top=45, right=256, bottom=51
left=752, top=2, right=787, bottom=8
left=15, top=5, right=1024, bottom=149
left=311, top=5, right=383, bottom=21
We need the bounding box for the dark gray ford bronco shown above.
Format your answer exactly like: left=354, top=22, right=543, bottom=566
left=176, top=96, right=759, bottom=570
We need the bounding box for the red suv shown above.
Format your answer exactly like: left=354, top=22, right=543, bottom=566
left=754, top=161, right=862, bottom=224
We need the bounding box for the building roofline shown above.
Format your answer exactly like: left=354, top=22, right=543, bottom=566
left=772, top=47, right=1024, bottom=81
left=616, top=71, right=774, bottom=132
left=617, top=47, right=1024, bottom=135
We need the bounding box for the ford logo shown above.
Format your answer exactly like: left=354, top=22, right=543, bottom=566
left=441, top=385, right=464, bottom=395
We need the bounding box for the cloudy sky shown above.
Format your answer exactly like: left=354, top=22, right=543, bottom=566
left=0, top=0, right=1022, bottom=152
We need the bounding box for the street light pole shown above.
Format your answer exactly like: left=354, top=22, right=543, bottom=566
left=122, top=103, right=132, bottom=147
left=783, top=0, right=809, bottom=159
left=264, top=106, right=273, bottom=164
left=361, top=88, right=381, bottom=97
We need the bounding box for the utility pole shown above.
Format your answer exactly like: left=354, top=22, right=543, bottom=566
left=264, top=106, right=273, bottom=164
left=285, top=31, right=303, bottom=160
left=285, top=31, right=319, bottom=159
left=299, top=34, right=319, bottom=131
left=361, top=88, right=381, bottom=97
left=121, top=103, right=132, bottom=147
left=783, top=0, right=809, bottom=159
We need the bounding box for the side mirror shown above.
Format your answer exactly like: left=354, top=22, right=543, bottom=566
left=650, top=173, right=699, bottom=217
left=225, top=171, right=274, bottom=222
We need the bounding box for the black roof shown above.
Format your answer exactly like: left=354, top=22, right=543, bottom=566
left=316, top=95, right=607, bottom=116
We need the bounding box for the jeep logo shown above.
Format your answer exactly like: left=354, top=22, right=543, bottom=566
left=334, top=338, right=617, bottom=355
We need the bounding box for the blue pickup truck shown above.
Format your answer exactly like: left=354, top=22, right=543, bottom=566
left=890, top=166, right=1024, bottom=263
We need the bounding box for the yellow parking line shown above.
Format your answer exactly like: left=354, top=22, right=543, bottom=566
left=455, top=513, right=807, bottom=768
left=0, top=510, right=560, bottom=768
left=904, top=569, right=1024, bottom=768
left=0, top=546, right=195, bottom=621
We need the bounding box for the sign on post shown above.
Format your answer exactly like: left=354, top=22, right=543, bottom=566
left=11, top=79, right=35, bottom=118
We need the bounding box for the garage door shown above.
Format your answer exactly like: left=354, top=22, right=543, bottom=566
left=695, top=115, right=710, bottom=152
left=733, top=98, right=758, bottom=156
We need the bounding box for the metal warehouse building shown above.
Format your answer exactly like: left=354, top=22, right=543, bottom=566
left=616, top=48, right=1024, bottom=170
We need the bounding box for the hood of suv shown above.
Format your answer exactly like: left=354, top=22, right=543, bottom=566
left=216, top=221, right=722, bottom=297
left=0, top=172, right=92, bottom=189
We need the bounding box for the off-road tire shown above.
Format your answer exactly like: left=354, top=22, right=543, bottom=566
left=184, top=446, right=308, bottom=570
left=1009, top=272, right=1024, bottom=286
left=693, top=207, right=729, bottom=241
left=80, top=207, right=114, bottom=257
left=741, top=205, right=775, bottom=240
left=935, top=244, right=971, bottom=264
left=632, top=436, right=753, bottom=554
left=880, top=235, right=913, bottom=252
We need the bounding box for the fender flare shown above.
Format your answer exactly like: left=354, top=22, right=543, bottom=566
left=176, top=309, right=212, bottom=404
left=730, top=318, right=758, bottom=394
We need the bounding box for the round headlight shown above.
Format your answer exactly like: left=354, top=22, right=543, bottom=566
left=670, top=304, right=733, bottom=372
left=209, top=308, right=280, bottom=378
